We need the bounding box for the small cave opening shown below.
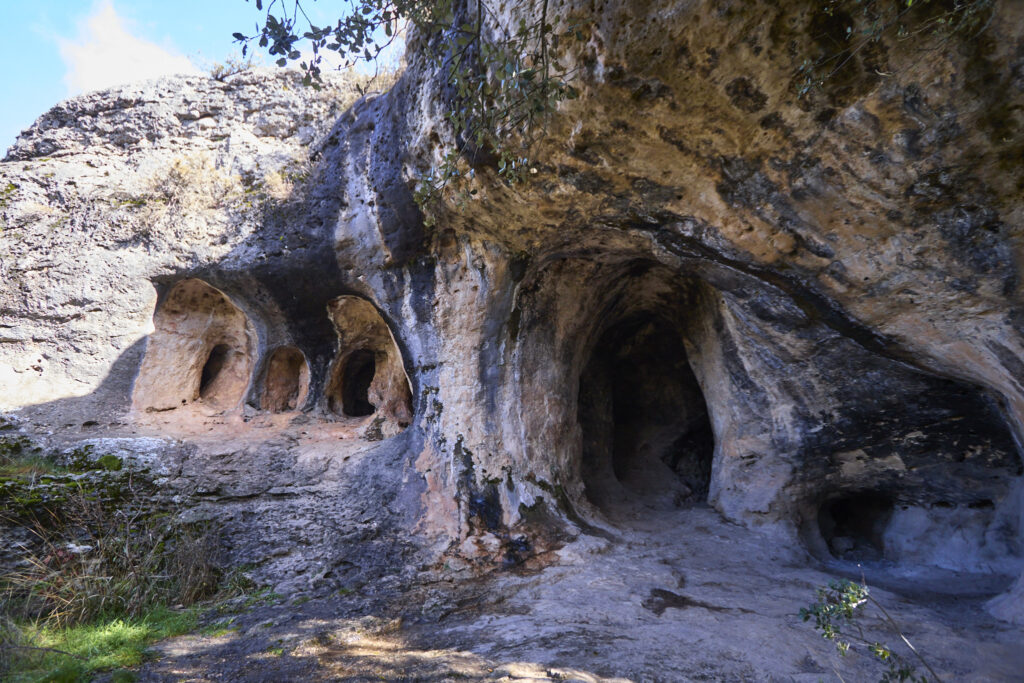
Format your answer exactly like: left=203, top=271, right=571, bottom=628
left=133, top=279, right=255, bottom=413
left=324, top=296, right=413, bottom=434
left=199, top=344, right=231, bottom=399
left=578, top=314, right=714, bottom=515
left=262, top=346, right=310, bottom=413
left=818, top=494, right=894, bottom=561
left=337, top=349, right=377, bottom=417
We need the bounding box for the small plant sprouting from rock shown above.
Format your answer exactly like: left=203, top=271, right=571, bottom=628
left=0, top=181, right=16, bottom=232
left=208, top=54, right=256, bottom=81
left=0, top=182, right=16, bottom=207
left=801, top=579, right=942, bottom=682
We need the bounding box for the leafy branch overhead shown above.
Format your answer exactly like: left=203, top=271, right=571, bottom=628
left=234, top=0, right=993, bottom=218
left=234, top=0, right=584, bottom=217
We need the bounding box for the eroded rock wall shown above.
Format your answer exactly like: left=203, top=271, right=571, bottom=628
left=1, top=0, right=1022, bottom=621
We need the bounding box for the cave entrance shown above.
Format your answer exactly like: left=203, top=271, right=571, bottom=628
left=579, top=315, right=714, bottom=515
left=818, top=494, right=894, bottom=561
left=199, top=344, right=231, bottom=399
left=262, top=346, right=310, bottom=413
left=336, top=349, right=377, bottom=417
left=323, top=296, right=413, bottom=436
left=132, top=279, right=255, bottom=413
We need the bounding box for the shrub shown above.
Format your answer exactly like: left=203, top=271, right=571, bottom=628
left=2, top=485, right=219, bottom=628
left=801, top=579, right=942, bottom=682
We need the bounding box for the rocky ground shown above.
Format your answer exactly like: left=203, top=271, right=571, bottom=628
left=127, top=503, right=1023, bottom=682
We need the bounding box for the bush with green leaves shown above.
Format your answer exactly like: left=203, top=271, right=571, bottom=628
left=801, top=579, right=942, bottom=682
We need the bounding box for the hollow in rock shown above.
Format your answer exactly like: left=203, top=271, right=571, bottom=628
left=133, top=279, right=255, bottom=412
left=579, top=314, right=714, bottom=515
left=262, top=346, right=310, bottom=413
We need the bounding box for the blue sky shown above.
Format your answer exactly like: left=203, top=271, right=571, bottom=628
left=0, top=1, right=400, bottom=155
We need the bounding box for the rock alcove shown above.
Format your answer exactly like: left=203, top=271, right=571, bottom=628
left=325, top=296, right=413, bottom=436
left=132, top=279, right=255, bottom=414
left=261, top=345, right=310, bottom=413
left=795, top=377, right=1024, bottom=582
left=817, top=493, right=894, bottom=561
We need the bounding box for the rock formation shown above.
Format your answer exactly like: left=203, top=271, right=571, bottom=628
left=2, top=0, right=1023, bottom=678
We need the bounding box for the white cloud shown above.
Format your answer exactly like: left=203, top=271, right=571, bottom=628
left=58, top=1, right=200, bottom=95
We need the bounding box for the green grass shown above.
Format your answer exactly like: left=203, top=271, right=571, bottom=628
left=6, top=606, right=197, bottom=682
left=242, top=587, right=283, bottom=609
left=0, top=454, right=64, bottom=478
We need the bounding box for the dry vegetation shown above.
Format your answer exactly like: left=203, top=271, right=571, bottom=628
left=0, top=432, right=233, bottom=680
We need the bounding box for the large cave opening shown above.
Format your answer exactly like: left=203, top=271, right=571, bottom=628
left=578, top=314, right=714, bottom=516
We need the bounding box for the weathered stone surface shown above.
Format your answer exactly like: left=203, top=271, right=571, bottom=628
left=2, top=0, right=1023, bottom=677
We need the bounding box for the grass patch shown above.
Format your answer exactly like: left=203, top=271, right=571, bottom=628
left=0, top=454, right=64, bottom=478
left=2, top=606, right=197, bottom=682
left=0, top=436, right=63, bottom=478
left=0, top=434, right=224, bottom=681
left=198, top=619, right=239, bottom=638
left=243, top=587, right=283, bottom=609
left=0, top=432, right=282, bottom=681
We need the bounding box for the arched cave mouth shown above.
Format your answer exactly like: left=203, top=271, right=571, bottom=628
left=578, top=314, right=714, bottom=516
left=132, top=278, right=255, bottom=413
left=336, top=349, right=377, bottom=417
left=199, top=344, right=232, bottom=400
left=262, top=346, right=310, bottom=413
left=818, top=493, right=894, bottom=562
left=324, top=296, right=413, bottom=434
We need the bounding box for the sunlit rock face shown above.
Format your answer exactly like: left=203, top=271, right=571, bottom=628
left=0, top=0, right=1022, bottom=632
left=133, top=278, right=256, bottom=413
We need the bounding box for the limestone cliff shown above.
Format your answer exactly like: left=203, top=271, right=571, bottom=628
left=1, top=1, right=1023, bottom=677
